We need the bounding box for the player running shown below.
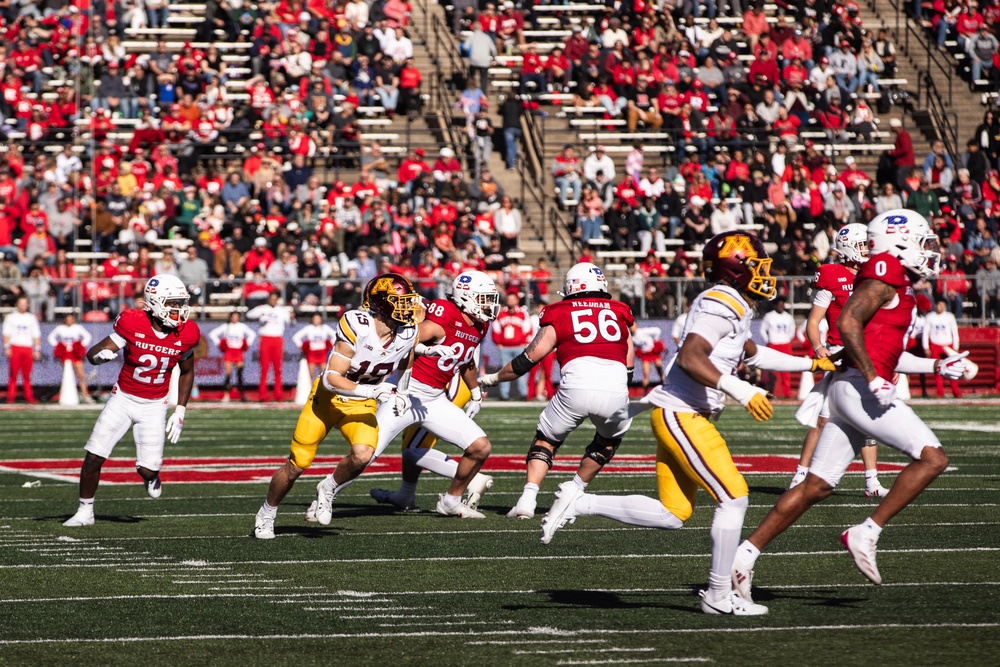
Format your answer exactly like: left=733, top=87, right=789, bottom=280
left=479, top=262, right=636, bottom=521
left=732, top=210, right=965, bottom=600
left=531, top=233, right=840, bottom=616
left=793, top=223, right=889, bottom=496
left=208, top=312, right=256, bottom=402
left=63, top=275, right=199, bottom=527
left=254, top=274, right=421, bottom=539
left=365, top=270, right=500, bottom=518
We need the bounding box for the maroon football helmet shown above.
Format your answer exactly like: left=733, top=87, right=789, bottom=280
left=702, top=231, right=776, bottom=300
left=362, top=273, right=424, bottom=327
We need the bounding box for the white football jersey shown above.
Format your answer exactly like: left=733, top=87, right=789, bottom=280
left=335, top=309, right=417, bottom=392
left=648, top=284, right=753, bottom=416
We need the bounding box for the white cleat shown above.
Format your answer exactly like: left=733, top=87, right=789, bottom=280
left=865, top=482, right=890, bottom=498
left=370, top=488, right=417, bottom=511
left=254, top=509, right=275, bottom=539
left=464, top=473, right=493, bottom=510
left=841, top=525, right=882, bottom=584
left=731, top=561, right=756, bottom=602
left=144, top=477, right=162, bottom=499
left=699, top=590, right=768, bottom=616
left=63, top=509, right=95, bottom=527
left=304, top=500, right=318, bottom=522
left=505, top=498, right=536, bottom=520
left=435, top=495, right=485, bottom=518
left=313, top=476, right=336, bottom=526
left=539, top=481, right=584, bottom=545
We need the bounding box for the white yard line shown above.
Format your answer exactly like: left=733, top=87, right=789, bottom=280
left=0, top=623, right=997, bottom=646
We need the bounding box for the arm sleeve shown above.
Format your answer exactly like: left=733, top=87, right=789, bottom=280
left=744, top=344, right=814, bottom=372
left=895, top=351, right=936, bottom=375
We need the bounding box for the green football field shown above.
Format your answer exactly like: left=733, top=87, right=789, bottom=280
left=0, top=403, right=998, bottom=666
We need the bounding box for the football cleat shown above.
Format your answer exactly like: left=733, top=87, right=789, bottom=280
left=313, top=476, right=336, bottom=526
left=435, top=495, right=485, bottom=519
left=731, top=561, right=755, bottom=602
left=699, top=590, right=768, bottom=616
left=144, top=477, right=162, bottom=499
left=63, top=508, right=95, bottom=527
left=841, top=525, right=882, bottom=585
left=539, top=481, right=583, bottom=544
left=464, top=473, right=493, bottom=510
left=254, top=509, right=275, bottom=540
left=370, top=488, right=417, bottom=511
left=505, top=497, right=536, bottom=520
left=865, top=482, right=890, bottom=498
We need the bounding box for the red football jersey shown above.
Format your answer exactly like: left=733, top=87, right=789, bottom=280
left=812, top=262, right=857, bottom=347
left=843, top=253, right=916, bottom=379
left=412, top=299, right=488, bottom=389
left=540, top=297, right=635, bottom=368
left=112, top=309, right=201, bottom=400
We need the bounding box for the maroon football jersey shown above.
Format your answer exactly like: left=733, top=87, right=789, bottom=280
left=113, top=309, right=201, bottom=400
left=843, top=253, right=916, bottom=379
left=412, top=299, right=488, bottom=388
left=540, top=297, right=634, bottom=368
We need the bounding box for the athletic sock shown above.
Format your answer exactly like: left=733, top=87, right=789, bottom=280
left=578, top=493, right=683, bottom=529
left=571, top=473, right=587, bottom=489
left=861, top=517, right=883, bottom=539
left=260, top=501, right=277, bottom=518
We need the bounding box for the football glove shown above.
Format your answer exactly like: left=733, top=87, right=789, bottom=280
left=811, top=357, right=837, bottom=373
left=717, top=374, right=773, bottom=422
left=867, top=376, right=896, bottom=408
left=465, top=386, right=483, bottom=419
left=93, top=348, right=119, bottom=365
left=478, top=372, right=500, bottom=387
left=937, top=350, right=969, bottom=380
left=165, top=406, right=185, bottom=444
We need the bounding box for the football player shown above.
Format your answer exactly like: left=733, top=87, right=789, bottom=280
left=733, top=211, right=966, bottom=601
left=366, top=270, right=501, bottom=518
left=63, top=275, right=200, bottom=527
left=48, top=313, right=95, bottom=403
left=479, top=262, right=636, bottom=522
left=793, top=223, right=888, bottom=496
left=526, top=233, right=839, bottom=616
left=208, top=311, right=256, bottom=402
left=292, top=313, right=338, bottom=379
left=254, top=274, right=421, bottom=539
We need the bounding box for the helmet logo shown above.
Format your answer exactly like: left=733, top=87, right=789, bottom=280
left=719, top=235, right=756, bottom=257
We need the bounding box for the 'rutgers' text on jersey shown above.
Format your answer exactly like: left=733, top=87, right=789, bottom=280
left=812, top=262, right=856, bottom=346
left=412, top=299, right=488, bottom=388
left=335, top=309, right=417, bottom=388
left=111, top=309, right=201, bottom=400
left=539, top=297, right=634, bottom=389
left=844, top=252, right=916, bottom=379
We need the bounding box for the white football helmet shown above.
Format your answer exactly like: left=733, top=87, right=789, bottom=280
left=562, top=262, right=609, bottom=297
left=144, top=274, right=191, bottom=328
left=867, top=209, right=941, bottom=279
left=451, top=270, right=501, bottom=323
left=835, top=223, right=869, bottom=265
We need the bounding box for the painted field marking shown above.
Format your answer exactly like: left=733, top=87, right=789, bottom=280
left=0, top=623, right=997, bottom=646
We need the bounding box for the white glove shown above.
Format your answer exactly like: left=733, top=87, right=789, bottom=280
left=867, top=376, right=897, bottom=408
left=937, top=351, right=969, bottom=381
left=93, top=348, right=119, bottom=365
left=464, top=386, right=483, bottom=419
left=478, top=372, right=500, bottom=387
left=415, top=343, right=456, bottom=358
left=165, top=406, right=185, bottom=444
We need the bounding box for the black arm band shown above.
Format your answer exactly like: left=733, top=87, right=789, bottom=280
left=511, top=351, right=540, bottom=376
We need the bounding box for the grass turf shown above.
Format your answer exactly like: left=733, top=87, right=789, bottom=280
left=0, top=404, right=998, bottom=666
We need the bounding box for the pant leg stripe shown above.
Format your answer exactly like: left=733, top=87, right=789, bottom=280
left=662, top=410, right=734, bottom=502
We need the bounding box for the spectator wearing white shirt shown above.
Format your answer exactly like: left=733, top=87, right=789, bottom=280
left=583, top=146, right=616, bottom=184
left=48, top=313, right=94, bottom=403
left=3, top=295, right=42, bottom=403
left=247, top=292, right=294, bottom=402
left=209, top=312, right=258, bottom=402
left=760, top=298, right=797, bottom=398
left=923, top=299, right=962, bottom=398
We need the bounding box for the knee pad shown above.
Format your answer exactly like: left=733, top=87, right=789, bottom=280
left=585, top=436, right=622, bottom=466
left=713, top=495, right=748, bottom=531
left=526, top=431, right=561, bottom=469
